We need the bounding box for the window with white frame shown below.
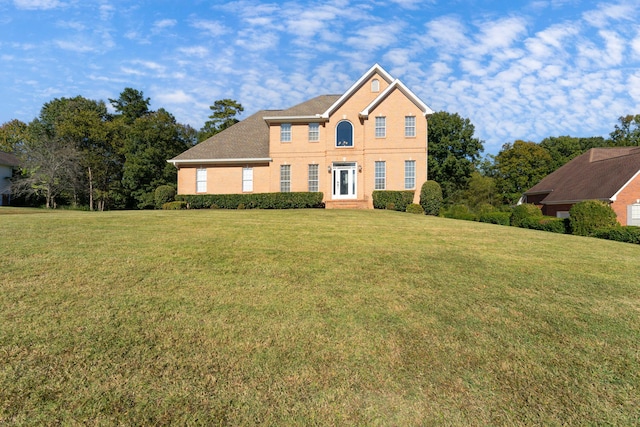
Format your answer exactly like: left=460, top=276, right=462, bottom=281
left=308, top=123, right=319, bottom=142
left=371, top=78, right=380, bottom=92
left=242, top=167, right=253, bottom=192
left=375, top=116, right=386, bottom=138
left=629, top=203, right=640, bottom=226
left=374, top=161, right=386, bottom=190
left=336, top=120, right=353, bottom=147
left=280, top=165, right=291, bottom=192
left=405, top=160, right=416, bottom=189
left=405, top=116, right=416, bottom=137
left=280, top=123, right=291, bottom=142
left=308, top=164, right=319, bottom=192
left=196, top=168, right=207, bottom=193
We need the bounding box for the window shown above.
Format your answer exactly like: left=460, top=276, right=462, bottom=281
left=308, top=164, right=319, bottom=192
left=196, top=168, right=207, bottom=193
left=308, top=123, right=319, bottom=142
left=628, top=203, right=640, bottom=226
left=371, top=78, right=380, bottom=92
left=280, top=123, right=291, bottom=142
left=280, top=165, right=291, bottom=192
left=374, top=161, right=386, bottom=190
left=375, top=116, right=386, bottom=138
left=405, top=116, right=416, bottom=137
left=405, top=160, right=416, bottom=189
left=242, top=167, right=253, bottom=192
left=336, top=121, right=353, bottom=147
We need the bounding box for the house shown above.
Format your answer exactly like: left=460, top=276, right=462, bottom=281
left=168, top=64, right=433, bottom=208
left=0, top=151, right=19, bottom=206
left=521, top=147, right=640, bottom=225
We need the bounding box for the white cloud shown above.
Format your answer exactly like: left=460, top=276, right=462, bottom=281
left=14, top=0, right=62, bottom=10
left=153, top=19, right=177, bottom=31
left=469, top=16, right=528, bottom=57
left=177, top=46, right=209, bottom=58
left=55, top=39, right=95, bottom=52
left=155, top=90, right=194, bottom=105
left=582, top=2, right=637, bottom=28
left=191, top=19, right=228, bottom=37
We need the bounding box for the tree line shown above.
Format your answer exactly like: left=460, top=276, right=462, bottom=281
left=427, top=112, right=640, bottom=211
left=0, top=90, right=242, bottom=210
left=1, top=88, right=638, bottom=211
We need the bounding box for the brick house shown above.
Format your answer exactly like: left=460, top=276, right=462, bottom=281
left=168, top=64, right=433, bottom=208
left=0, top=151, right=19, bottom=206
left=521, top=147, right=640, bottom=225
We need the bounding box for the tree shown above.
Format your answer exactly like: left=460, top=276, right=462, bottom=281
left=427, top=111, right=484, bottom=201
left=109, top=88, right=151, bottom=124
left=462, top=171, right=497, bottom=209
left=491, top=140, right=553, bottom=205
left=0, top=119, right=28, bottom=153
left=122, top=109, right=194, bottom=208
left=198, top=99, right=243, bottom=142
left=609, top=114, right=640, bottom=147
left=13, top=121, right=81, bottom=208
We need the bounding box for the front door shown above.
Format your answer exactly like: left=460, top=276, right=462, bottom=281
left=332, top=162, right=357, bottom=199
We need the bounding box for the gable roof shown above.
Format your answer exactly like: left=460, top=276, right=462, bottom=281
left=0, top=151, right=19, bottom=167
left=359, top=79, right=433, bottom=119
left=169, top=95, right=340, bottom=165
left=524, top=147, right=640, bottom=204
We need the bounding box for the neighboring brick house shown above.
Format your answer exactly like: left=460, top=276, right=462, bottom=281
left=521, top=147, right=640, bottom=225
left=168, top=64, right=433, bottom=208
left=0, top=151, right=19, bottom=206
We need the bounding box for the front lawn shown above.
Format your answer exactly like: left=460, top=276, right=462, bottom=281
left=1, top=209, right=638, bottom=425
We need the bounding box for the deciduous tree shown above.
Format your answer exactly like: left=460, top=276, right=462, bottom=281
left=427, top=111, right=484, bottom=201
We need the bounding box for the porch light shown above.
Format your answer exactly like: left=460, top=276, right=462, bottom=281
left=327, top=165, right=332, bottom=173
left=358, top=165, right=362, bottom=172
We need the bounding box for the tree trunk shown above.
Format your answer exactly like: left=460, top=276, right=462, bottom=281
left=88, top=166, right=94, bottom=211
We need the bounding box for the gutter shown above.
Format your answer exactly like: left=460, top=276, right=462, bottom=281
left=168, top=158, right=272, bottom=167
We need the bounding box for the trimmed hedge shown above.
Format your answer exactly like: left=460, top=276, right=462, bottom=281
left=478, top=211, right=511, bottom=226
left=592, top=226, right=640, bottom=244
left=162, top=201, right=187, bottom=210
left=175, top=192, right=324, bottom=209
left=155, top=185, right=176, bottom=209
left=441, top=204, right=477, bottom=221
left=405, top=203, right=425, bottom=215
left=569, top=200, right=618, bottom=236
left=419, top=181, right=443, bottom=216
left=372, top=191, right=415, bottom=211
left=510, top=203, right=542, bottom=227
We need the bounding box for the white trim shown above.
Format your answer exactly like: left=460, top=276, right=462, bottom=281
left=263, top=115, right=327, bottom=124
left=359, top=79, right=433, bottom=119
left=321, top=64, right=394, bottom=119
left=610, top=168, right=640, bottom=202
left=168, top=158, right=272, bottom=166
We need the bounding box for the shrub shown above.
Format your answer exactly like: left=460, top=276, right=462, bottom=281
left=420, top=181, right=443, bottom=216
left=406, top=203, right=424, bottom=215
left=162, top=201, right=186, bottom=210
left=155, top=185, right=176, bottom=209
left=569, top=200, right=618, bottom=236
left=539, top=217, right=570, bottom=234
left=175, top=192, right=324, bottom=209
left=442, top=204, right=477, bottom=221
left=510, top=204, right=542, bottom=227
left=372, top=191, right=415, bottom=211
left=478, top=211, right=511, bottom=226
left=592, top=226, right=640, bottom=244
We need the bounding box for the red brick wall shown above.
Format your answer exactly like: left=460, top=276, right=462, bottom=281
left=612, top=172, right=640, bottom=225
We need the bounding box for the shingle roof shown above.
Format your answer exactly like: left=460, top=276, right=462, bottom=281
left=524, top=147, right=640, bottom=203
left=0, top=151, right=19, bottom=167
left=169, top=95, right=340, bottom=164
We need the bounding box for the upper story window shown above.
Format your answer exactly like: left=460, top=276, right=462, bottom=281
left=308, top=123, right=319, bottom=142
left=280, top=123, right=291, bottom=142
left=405, top=116, right=416, bottom=137
left=336, top=120, right=353, bottom=147
left=375, top=116, right=386, bottom=138
left=371, top=78, right=380, bottom=92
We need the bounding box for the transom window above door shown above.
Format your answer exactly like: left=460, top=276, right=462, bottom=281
left=336, top=120, right=353, bottom=147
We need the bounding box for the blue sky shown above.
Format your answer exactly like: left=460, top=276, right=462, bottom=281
left=1, top=0, right=639, bottom=154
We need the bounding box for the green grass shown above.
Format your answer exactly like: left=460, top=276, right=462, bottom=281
left=1, top=209, right=639, bottom=425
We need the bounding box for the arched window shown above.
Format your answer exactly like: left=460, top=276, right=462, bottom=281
left=371, top=78, right=380, bottom=92
left=336, top=121, right=353, bottom=147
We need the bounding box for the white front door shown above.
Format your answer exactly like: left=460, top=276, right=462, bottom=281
left=332, top=163, right=357, bottom=199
